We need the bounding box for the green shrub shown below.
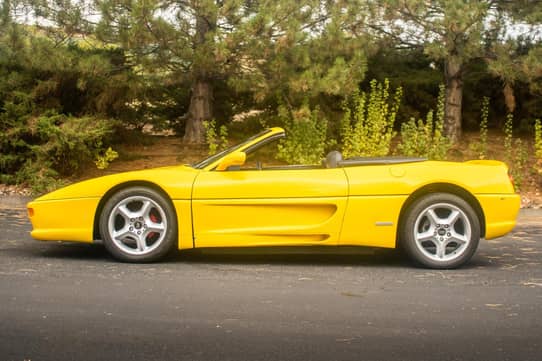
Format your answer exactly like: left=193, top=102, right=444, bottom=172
left=397, top=84, right=450, bottom=160
left=0, top=110, right=117, bottom=193
left=276, top=105, right=330, bottom=165
left=504, top=113, right=514, bottom=164
left=534, top=119, right=542, bottom=175
left=203, top=120, right=229, bottom=155
left=15, top=160, right=66, bottom=195
left=340, top=79, right=402, bottom=158
left=95, top=147, right=119, bottom=170
left=31, top=113, right=117, bottom=175
left=0, top=92, right=35, bottom=180
left=502, top=113, right=528, bottom=190
left=510, top=138, right=528, bottom=191
left=471, top=96, right=490, bottom=159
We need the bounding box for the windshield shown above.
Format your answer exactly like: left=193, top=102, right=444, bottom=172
left=192, top=129, right=273, bottom=169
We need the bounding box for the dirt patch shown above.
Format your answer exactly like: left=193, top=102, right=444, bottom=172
left=76, top=136, right=202, bottom=180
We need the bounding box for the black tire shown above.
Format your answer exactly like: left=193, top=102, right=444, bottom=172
left=400, top=193, right=480, bottom=269
left=99, top=186, right=177, bottom=262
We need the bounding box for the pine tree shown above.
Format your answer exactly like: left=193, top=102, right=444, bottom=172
left=364, top=0, right=542, bottom=142
left=93, top=0, right=368, bottom=142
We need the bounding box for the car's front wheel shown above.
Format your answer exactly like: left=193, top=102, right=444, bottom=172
left=99, top=187, right=177, bottom=262
left=401, top=193, right=481, bottom=269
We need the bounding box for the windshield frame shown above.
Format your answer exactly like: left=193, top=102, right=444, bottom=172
left=192, top=129, right=275, bottom=170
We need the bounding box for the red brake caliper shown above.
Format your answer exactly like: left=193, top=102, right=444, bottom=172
left=148, top=212, right=158, bottom=239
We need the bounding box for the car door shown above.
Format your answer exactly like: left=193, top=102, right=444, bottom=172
left=191, top=167, right=348, bottom=248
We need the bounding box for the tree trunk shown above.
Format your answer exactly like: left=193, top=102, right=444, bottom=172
left=183, top=80, right=213, bottom=143
left=443, top=58, right=463, bottom=143
left=183, top=3, right=215, bottom=144
left=503, top=82, right=516, bottom=113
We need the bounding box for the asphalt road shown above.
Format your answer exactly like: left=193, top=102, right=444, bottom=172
left=1, top=196, right=541, bottom=361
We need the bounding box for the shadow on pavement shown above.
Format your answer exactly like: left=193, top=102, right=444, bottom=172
left=24, top=241, right=412, bottom=268
left=173, top=247, right=410, bottom=268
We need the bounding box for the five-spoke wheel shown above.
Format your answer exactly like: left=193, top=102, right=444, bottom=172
left=401, top=193, right=480, bottom=269
left=100, top=187, right=177, bottom=262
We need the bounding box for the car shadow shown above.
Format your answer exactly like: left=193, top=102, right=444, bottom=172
left=35, top=242, right=111, bottom=261
left=26, top=240, right=528, bottom=270
left=31, top=242, right=412, bottom=268
left=172, top=248, right=509, bottom=270
left=170, top=247, right=412, bottom=268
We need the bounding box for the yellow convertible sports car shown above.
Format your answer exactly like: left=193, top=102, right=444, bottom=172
left=27, top=127, right=520, bottom=268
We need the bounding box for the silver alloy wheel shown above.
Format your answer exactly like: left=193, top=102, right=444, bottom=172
left=107, top=195, right=168, bottom=256
left=413, top=202, right=471, bottom=262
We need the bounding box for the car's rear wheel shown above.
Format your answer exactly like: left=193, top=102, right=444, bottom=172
left=99, top=187, right=177, bottom=262
left=401, top=193, right=480, bottom=269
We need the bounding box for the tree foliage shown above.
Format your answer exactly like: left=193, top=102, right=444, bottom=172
left=90, top=0, right=370, bottom=142
left=0, top=15, right=124, bottom=191
left=1, top=0, right=542, bottom=191
left=364, top=0, right=542, bottom=142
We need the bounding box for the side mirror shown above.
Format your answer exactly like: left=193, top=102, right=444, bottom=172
left=215, top=152, right=246, bottom=171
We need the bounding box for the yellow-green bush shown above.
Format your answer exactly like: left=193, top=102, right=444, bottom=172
left=535, top=119, right=542, bottom=175
left=95, top=147, right=119, bottom=170
left=277, top=105, right=330, bottom=165
left=504, top=113, right=514, bottom=164
left=502, top=113, right=528, bottom=190
left=203, top=120, right=229, bottom=155
left=340, top=79, right=402, bottom=158
left=397, top=84, right=450, bottom=160
left=471, top=96, right=490, bottom=159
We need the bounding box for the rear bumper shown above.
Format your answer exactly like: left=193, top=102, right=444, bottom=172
left=476, top=194, right=521, bottom=239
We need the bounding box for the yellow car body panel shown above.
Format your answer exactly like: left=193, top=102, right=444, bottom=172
left=341, top=159, right=519, bottom=247
left=339, top=195, right=408, bottom=248
left=193, top=197, right=347, bottom=247
left=27, top=127, right=520, bottom=260
left=29, top=197, right=100, bottom=242
left=28, top=165, right=198, bottom=245
left=172, top=200, right=194, bottom=250
left=192, top=168, right=347, bottom=199
left=192, top=168, right=348, bottom=247
left=34, top=165, right=197, bottom=201
left=344, top=161, right=515, bottom=197
left=476, top=194, right=521, bottom=239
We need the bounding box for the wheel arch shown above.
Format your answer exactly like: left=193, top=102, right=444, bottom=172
left=396, top=183, right=486, bottom=246
left=93, top=181, right=177, bottom=241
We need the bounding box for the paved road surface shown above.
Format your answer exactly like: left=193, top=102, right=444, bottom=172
left=1, top=197, right=541, bottom=361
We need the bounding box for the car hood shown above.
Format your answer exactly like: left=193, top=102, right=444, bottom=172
left=33, top=165, right=199, bottom=202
